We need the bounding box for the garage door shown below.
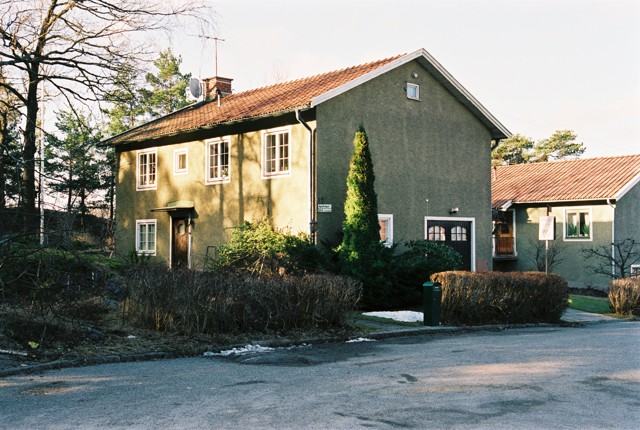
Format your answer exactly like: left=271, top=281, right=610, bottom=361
left=425, top=218, right=473, bottom=271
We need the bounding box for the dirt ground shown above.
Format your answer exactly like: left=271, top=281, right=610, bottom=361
left=0, top=302, right=358, bottom=374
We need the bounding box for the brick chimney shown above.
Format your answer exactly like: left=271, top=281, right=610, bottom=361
left=202, top=76, right=233, bottom=100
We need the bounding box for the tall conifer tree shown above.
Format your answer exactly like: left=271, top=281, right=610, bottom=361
left=338, top=126, right=393, bottom=308
left=340, top=126, right=381, bottom=263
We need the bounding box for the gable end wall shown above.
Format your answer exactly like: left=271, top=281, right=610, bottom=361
left=315, top=59, right=493, bottom=269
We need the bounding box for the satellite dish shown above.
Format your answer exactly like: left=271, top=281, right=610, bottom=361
left=189, top=78, right=202, bottom=98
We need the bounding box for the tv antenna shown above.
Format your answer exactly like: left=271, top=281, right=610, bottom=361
left=199, top=35, right=225, bottom=76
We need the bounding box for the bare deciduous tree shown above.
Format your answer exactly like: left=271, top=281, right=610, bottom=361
left=529, top=239, right=567, bottom=273
left=582, top=239, right=640, bottom=279
left=0, top=0, right=212, bottom=233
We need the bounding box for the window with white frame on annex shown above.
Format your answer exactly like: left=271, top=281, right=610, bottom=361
left=135, top=219, right=156, bottom=255
left=137, top=148, right=157, bottom=190
left=427, top=225, right=446, bottom=241
left=206, top=138, right=230, bottom=184
left=406, top=83, right=420, bottom=100
left=564, top=208, right=592, bottom=240
left=173, top=148, right=188, bottom=175
left=378, top=214, right=393, bottom=247
left=263, top=127, right=290, bottom=177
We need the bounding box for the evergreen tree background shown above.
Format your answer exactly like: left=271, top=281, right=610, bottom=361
left=339, top=126, right=392, bottom=308
left=139, top=48, right=191, bottom=118
left=0, top=67, right=21, bottom=208
left=492, top=129, right=585, bottom=165
left=45, top=110, right=104, bottom=219
left=103, top=66, right=146, bottom=137
left=0, top=108, right=21, bottom=208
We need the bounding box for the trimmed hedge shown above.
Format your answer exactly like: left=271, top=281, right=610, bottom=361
left=124, top=265, right=362, bottom=334
left=609, top=277, right=640, bottom=316
left=431, top=271, right=569, bottom=325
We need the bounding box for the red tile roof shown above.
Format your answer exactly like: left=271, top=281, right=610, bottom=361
left=492, top=154, right=640, bottom=207
left=105, top=55, right=403, bottom=145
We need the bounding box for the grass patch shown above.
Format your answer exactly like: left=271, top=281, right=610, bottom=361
left=568, top=294, right=611, bottom=314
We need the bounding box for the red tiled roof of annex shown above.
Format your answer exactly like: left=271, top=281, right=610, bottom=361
left=106, top=55, right=403, bottom=145
left=491, top=154, right=640, bottom=207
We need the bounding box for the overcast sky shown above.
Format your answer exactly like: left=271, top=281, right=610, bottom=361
left=164, top=0, right=639, bottom=158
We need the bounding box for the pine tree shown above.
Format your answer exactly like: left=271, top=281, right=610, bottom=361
left=139, top=48, right=191, bottom=118
left=0, top=104, right=21, bottom=208
left=533, top=130, right=585, bottom=162
left=45, top=111, right=103, bottom=219
left=0, top=67, right=21, bottom=208
left=492, top=130, right=585, bottom=165
left=103, top=66, right=146, bottom=136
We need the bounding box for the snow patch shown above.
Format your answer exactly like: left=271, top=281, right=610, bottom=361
left=362, top=311, right=424, bottom=323
left=346, top=337, right=375, bottom=343
left=204, top=344, right=275, bottom=357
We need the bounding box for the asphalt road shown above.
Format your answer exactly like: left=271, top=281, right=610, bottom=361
left=1, top=320, right=638, bottom=429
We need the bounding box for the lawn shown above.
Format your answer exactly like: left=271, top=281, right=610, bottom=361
left=568, top=294, right=611, bottom=314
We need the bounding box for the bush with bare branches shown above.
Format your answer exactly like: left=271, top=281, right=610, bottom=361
left=123, top=265, right=361, bottom=334
left=608, top=277, right=640, bottom=316
left=431, top=271, right=568, bottom=325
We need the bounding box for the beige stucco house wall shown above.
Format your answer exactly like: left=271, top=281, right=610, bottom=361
left=115, top=123, right=313, bottom=267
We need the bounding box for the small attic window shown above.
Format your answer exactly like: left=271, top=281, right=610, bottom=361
left=406, top=83, right=420, bottom=100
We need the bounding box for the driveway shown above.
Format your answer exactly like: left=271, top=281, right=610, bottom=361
left=1, top=318, right=638, bottom=429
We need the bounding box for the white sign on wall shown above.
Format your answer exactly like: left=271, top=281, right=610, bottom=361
left=318, top=204, right=332, bottom=213
left=539, top=216, right=556, bottom=241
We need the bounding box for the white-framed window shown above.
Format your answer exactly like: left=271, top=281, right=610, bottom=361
left=263, top=127, right=290, bottom=177
left=205, top=137, right=230, bottom=184
left=451, top=226, right=468, bottom=241
left=427, top=226, right=446, bottom=241
left=137, top=148, right=157, bottom=190
left=378, top=214, right=393, bottom=247
left=136, top=219, right=156, bottom=255
left=406, top=83, right=420, bottom=100
left=564, top=208, right=592, bottom=240
left=173, top=148, right=188, bottom=175
left=631, top=264, right=640, bottom=277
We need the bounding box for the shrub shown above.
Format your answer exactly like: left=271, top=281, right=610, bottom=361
left=609, top=277, right=640, bottom=316
left=213, top=219, right=326, bottom=275
left=391, top=241, right=463, bottom=308
left=0, top=240, right=111, bottom=346
left=431, top=271, right=568, bottom=325
left=123, top=265, right=361, bottom=334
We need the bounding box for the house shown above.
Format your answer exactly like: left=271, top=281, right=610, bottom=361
left=104, top=48, right=510, bottom=270
left=491, top=154, right=640, bottom=290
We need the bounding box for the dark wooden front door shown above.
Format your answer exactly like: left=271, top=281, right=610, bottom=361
left=427, top=219, right=473, bottom=270
left=172, top=217, right=189, bottom=269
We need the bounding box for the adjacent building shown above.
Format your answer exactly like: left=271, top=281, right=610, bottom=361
left=492, top=154, right=640, bottom=290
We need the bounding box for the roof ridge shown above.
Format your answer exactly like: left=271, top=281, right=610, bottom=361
left=496, top=153, right=640, bottom=169
left=229, top=54, right=405, bottom=97
left=104, top=49, right=512, bottom=146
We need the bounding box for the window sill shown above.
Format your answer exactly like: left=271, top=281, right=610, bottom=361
left=262, top=172, right=291, bottom=179
left=205, top=178, right=231, bottom=185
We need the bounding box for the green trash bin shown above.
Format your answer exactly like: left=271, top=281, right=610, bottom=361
left=423, top=282, right=442, bottom=326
